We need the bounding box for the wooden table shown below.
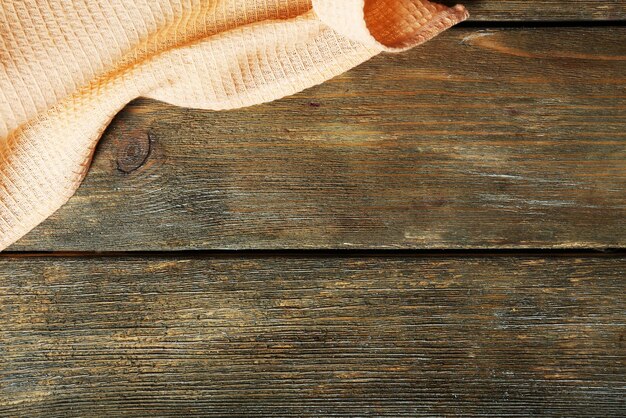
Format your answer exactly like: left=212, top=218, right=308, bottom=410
left=2, top=1, right=625, bottom=416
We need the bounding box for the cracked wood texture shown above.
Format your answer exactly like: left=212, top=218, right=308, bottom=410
left=1, top=255, right=624, bottom=417
left=10, top=27, right=626, bottom=251
left=3, top=2, right=626, bottom=417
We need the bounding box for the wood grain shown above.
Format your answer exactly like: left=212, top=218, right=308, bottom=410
left=11, top=27, right=625, bottom=252
left=441, top=0, right=626, bottom=21
left=1, top=254, right=624, bottom=416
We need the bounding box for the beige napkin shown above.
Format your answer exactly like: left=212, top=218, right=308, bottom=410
left=0, top=0, right=468, bottom=250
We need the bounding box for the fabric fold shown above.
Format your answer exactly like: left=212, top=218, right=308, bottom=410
left=0, top=0, right=467, bottom=250
left=313, top=0, right=468, bottom=51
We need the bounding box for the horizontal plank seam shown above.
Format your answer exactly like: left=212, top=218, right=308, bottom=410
left=2, top=248, right=625, bottom=259
left=457, top=21, right=626, bottom=28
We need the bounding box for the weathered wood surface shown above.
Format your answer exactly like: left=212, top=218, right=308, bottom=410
left=1, top=255, right=624, bottom=416
left=11, top=27, right=625, bottom=252
left=441, top=0, right=626, bottom=21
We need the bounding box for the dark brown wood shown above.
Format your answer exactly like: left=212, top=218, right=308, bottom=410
left=441, top=0, right=626, bottom=21
left=10, top=27, right=625, bottom=252
left=1, top=254, right=624, bottom=416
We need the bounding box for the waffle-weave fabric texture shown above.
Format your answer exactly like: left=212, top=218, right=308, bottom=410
left=0, top=0, right=468, bottom=250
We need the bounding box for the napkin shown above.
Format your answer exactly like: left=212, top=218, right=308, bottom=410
left=0, top=0, right=468, bottom=250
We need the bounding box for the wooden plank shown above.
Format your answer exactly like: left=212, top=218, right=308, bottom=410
left=10, top=27, right=626, bottom=251
left=1, top=254, right=624, bottom=416
left=441, top=0, right=626, bottom=21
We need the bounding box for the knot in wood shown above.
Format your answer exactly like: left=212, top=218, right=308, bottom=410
left=116, top=131, right=153, bottom=174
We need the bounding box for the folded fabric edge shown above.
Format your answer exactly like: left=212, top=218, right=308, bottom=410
left=378, top=4, right=469, bottom=52
left=313, top=1, right=469, bottom=53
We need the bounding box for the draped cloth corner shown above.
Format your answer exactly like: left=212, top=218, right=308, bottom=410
left=0, top=0, right=468, bottom=250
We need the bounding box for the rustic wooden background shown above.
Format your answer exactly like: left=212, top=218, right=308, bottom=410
left=2, top=1, right=625, bottom=416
